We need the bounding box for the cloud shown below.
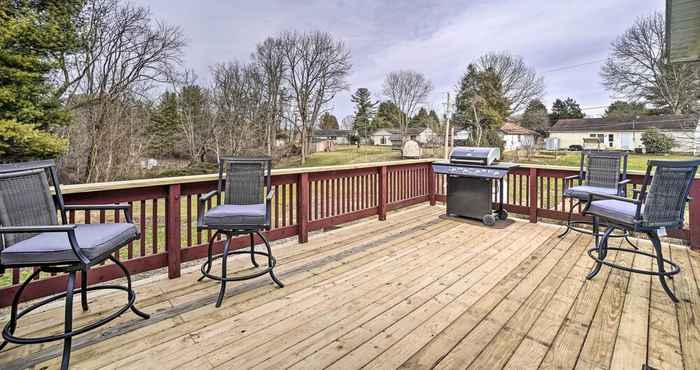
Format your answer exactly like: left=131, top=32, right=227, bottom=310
left=132, top=0, right=665, bottom=118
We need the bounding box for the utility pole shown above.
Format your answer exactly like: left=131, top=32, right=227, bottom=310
left=442, top=92, right=452, bottom=159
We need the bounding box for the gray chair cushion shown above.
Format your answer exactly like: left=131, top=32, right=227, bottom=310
left=563, top=185, right=618, bottom=200
left=202, top=204, right=266, bottom=228
left=586, top=199, right=642, bottom=225
left=1, top=223, right=138, bottom=265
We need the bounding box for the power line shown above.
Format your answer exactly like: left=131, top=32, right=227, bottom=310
left=542, top=59, right=606, bottom=74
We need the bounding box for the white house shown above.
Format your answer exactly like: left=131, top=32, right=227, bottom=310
left=371, top=127, right=435, bottom=146
left=498, top=121, right=539, bottom=151
left=548, top=115, right=700, bottom=153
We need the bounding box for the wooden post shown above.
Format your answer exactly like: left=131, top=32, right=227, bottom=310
left=378, top=166, right=388, bottom=220
left=297, top=172, right=309, bottom=243
left=528, top=168, right=538, bottom=223
left=428, top=164, right=436, bottom=206
left=165, top=184, right=181, bottom=279
left=689, top=180, right=700, bottom=250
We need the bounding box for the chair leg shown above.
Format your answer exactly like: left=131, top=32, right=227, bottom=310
left=250, top=233, right=259, bottom=268
left=80, top=269, right=89, bottom=311
left=198, top=231, right=219, bottom=282
left=587, top=221, right=613, bottom=280
left=0, top=268, right=41, bottom=351
left=647, top=232, right=680, bottom=303
left=557, top=199, right=578, bottom=238
left=60, top=271, right=76, bottom=370
left=257, top=231, right=284, bottom=288
left=110, top=256, right=150, bottom=319
left=216, top=235, right=232, bottom=308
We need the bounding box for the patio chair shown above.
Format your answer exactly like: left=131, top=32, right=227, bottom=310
left=559, top=150, right=636, bottom=248
left=197, top=157, right=283, bottom=307
left=583, top=159, right=700, bottom=302
left=0, top=160, right=149, bottom=370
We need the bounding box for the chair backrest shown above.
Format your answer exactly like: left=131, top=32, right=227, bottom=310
left=640, top=159, right=700, bottom=229
left=580, top=151, right=627, bottom=189
left=217, top=157, right=272, bottom=205
left=0, top=160, right=66, bottom=249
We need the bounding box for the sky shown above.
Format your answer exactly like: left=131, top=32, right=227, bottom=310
left=131, top=0, right=665, bottom=121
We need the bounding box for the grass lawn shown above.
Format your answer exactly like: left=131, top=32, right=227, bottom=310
left=503, top=151, right=696, bottom=172
left=275, top=144, right=443, bottom=169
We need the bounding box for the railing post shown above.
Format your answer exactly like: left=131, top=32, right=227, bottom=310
left=428, top=164, right=436, bottom=206
left=689, top=180, right=700, bottom=250
left=165, top=184, right=182, bottom=279
left=528, top=168, right=538, bottom=223
left=379, top=166, right=388, bottom=221
left=297, top=172, right=309, bottom=243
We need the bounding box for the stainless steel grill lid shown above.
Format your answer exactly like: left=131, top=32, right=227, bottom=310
left=449, top=147, right=500, bottom=166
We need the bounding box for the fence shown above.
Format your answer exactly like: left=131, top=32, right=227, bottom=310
left=1, top=160, right=699, bottom=306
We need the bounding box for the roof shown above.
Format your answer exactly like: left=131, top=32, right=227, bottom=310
left=498, top=121, right=539, bottom=136
left=372, top=127, right=430, bottom=136
left=313, top=129, right=352, bottom=137
left=549, top=114, right=699, bottom=132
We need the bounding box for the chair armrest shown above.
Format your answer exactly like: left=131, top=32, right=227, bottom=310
left=197, top=190, right=219, bottom=229
left=64, top=203, right=133, bottom=223
left=563, top=175, right=580, bottom=190
left=586, top=192, right=640, bottom=204
left=0, top=225, right=90, bottom=266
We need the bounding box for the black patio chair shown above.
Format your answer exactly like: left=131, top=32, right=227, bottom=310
left=559, top=150, right=636, bottom=248
left=583, top=159, right=700, bottom=302
left=0, top=160, right=149, bottom=370
left=197, top=157, right=283, bottom=307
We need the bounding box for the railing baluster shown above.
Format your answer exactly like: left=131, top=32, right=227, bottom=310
left=186, top=194, right=192, bottom=247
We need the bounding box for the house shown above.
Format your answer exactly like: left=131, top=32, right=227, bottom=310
left=371, top=127, right=435, bottom=146
left=548, top=115, right=700, bottom=153
left=498, top=121, right=540, bottom=151
left=313, top=129, right=352, bottom=145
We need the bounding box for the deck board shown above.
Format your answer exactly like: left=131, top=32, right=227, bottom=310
left=1, top=204, right=699, bottom=370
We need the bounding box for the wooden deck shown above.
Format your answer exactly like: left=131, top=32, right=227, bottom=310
left=1, top=204, right=700, bottom=370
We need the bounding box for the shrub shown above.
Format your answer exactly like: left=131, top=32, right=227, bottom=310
left=641, top=128, right=675, bottom=153
left=0, top=120, right=67, bottom=162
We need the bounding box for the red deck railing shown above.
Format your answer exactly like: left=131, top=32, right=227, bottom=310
left=1, top=159, right=699, bottom=306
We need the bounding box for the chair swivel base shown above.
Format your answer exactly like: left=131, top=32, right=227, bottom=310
left=199, top=249, right=284, bottom=308
left=2, top=284, right=148, bottom=346
left=587, top=246, right=680, bottom=301
left=559, top=220, right=638, bottom=249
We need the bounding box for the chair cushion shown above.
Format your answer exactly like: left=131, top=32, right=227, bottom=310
left=586, top=199, right=642, bottom=225
left=202, top=204, right=266, bottom=228
left=563, top=185, right=618, bottom=200
left=1, top=223, right=138, bottom=265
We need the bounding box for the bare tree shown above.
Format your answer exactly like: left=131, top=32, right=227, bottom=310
left=476, top=52, right=545, bottom=113
left=56, top=0, right=184, bottom=182
left=382, top=70, right=432, bottom=140
left=279, top=30, right=352, bottom=164
left=253, top=38, right=287, bottom=156
left=601, top=11, right=700, bottom=114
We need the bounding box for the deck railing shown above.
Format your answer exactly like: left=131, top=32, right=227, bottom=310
left=1, top=159, right=699, bottom=306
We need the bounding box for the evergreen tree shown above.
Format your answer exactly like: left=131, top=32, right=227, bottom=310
left=350, top=88, right=377, bottom=137
left=603, top=100, right=649, bottom=120
left=549, top=97, right=584, bottom=124
left=319, top=112, right=339, bottom=129
left=0, top=1, right=82, bottom=161
left=374, top=101, right=403, bottom=129
left=409, top=107, right=430, bottom=128
left=147, top=91, right=180, bottom=157
left=453, top=64, right=510, bottom=146
left=521, top=99, right=549, bottom=130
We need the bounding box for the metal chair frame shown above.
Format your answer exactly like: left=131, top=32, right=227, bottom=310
left=0, top=160, right=149, bottom=370
left=583, top=159, right=700, bottom=302
left=197, top=157, right=283, bottom=308
left=558, top=151, right=637, bottom=248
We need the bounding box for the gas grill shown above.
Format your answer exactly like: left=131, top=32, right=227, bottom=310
left=432, top=147, right=519, bottom=226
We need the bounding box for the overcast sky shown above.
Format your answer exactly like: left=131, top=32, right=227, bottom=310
left=132, top=0, right=665, bottom=120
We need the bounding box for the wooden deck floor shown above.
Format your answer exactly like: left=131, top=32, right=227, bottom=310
left=1, top=204, right=700, bottom=370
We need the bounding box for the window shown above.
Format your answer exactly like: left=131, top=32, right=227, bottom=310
left=608, top=134, right=614, bottom=147
left=380, top=137, right=386, bottom=145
